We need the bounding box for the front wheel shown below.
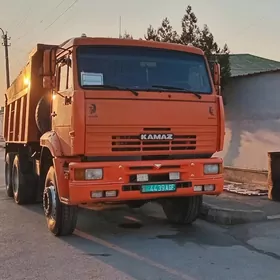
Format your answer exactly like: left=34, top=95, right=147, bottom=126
left=43, top=166, right=78, bottom=236
left=161, top=196, right=202, bottom=225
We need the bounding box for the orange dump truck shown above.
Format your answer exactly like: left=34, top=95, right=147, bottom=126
left=4, top=36, right=225, bottom=236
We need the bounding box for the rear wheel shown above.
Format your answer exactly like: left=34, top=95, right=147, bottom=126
left=12, top=155, right=37, bottom=204
left=161, top=196, right=202, bottom=225
left=43, top=166, right=78, bottom=236
left=5, top=152, right=16, bottom=197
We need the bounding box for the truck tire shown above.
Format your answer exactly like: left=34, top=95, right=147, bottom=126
left=35, top=94, right=51, bottom=135
left=12, top=155, right=37, bottom=204
left=5, top=152, right=16, bottom=197
left=161, top=196, right=202, bottom=225
left=43, top=166, right=78, bottom=236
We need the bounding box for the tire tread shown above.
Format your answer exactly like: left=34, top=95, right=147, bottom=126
left=45, top=166, right=78, bottom=236
left=12, top=155, right=37, bottom=205
left=162, top=196, right=202, bottom=225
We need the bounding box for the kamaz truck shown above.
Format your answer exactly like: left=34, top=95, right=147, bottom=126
left=4, top=36, right=225, bottom=236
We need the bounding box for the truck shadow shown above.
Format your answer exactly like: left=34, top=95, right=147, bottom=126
left=23, top=201, right=240, bottom=280
left=24, top=201, right=238, bottom=249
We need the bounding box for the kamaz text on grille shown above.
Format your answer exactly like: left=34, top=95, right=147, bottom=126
left=140, top=134, right=174, bottom=140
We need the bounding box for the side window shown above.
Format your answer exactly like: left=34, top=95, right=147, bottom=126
left=59, top=56, right=73, bottom=92
left=59, top=64, right=68, bottom=92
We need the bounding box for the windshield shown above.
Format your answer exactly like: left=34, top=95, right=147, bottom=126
left=76, top=45, right=212, bottom=94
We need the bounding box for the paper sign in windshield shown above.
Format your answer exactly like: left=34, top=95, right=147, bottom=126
left=81, top=72, right=103, bottom=86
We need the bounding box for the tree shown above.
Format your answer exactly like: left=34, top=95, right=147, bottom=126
left=145, top=25, right=160, bottom=41
left=198, top=24, right=219, bottom=56
left=157, top=18, right=179, bottom=43
left=144, top=5, right=231, bottom=95
left=217, top=44, right=231, bottom=93
left=145, top=18, right=179, bottom=43
left=180, top=5, right=200, bottom=46
left=120, top=31, right=133, bottom=39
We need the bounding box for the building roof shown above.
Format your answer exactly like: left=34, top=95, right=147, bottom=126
left=230, top=54, right=280, bottom=78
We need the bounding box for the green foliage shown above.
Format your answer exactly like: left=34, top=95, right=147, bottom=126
left=120, top=31, right=134, bottom=39
left=144, top=5, right=231, bottom=92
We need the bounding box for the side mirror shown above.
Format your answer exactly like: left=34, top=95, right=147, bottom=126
left=43, top=48, right=57, bottom=89
left=209, top=61, right=221, bottom=95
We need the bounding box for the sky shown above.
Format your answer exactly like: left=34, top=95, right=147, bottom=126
left=0, top=0, right=278, bottom=106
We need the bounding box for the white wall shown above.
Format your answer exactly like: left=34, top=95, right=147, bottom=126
left=215, top=71, right=280, bottom=171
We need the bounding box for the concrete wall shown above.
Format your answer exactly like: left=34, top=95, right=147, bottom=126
left=0, top=107, right=4, bottom=140
left=0, top=112, right=3, bottom=139
left=215, top=71, right=280, bottom=171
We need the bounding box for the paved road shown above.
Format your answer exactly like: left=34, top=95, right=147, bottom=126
left=1, top=155, right=280, bottom=279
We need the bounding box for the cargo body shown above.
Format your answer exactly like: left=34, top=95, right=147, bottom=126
left=3, top=37, right=225, bottom=236
left=4, top=44, right=55, bottom=143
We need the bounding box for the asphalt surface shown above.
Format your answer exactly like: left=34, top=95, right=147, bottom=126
left=1, top=152, right=280, bottom=279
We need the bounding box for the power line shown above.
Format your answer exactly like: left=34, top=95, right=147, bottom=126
left=13, top=0, right=71, bottom=43
left=5, top=0, right=78, bottom=77
left=61, top=7, right=77, bottom=26
left=54, top=0, right=68, bottom=9
left=43, top=0, right=79, bottom=32
left=6, top=1, right=33, bottom=31
left=20, top=0, right=79, bottom=48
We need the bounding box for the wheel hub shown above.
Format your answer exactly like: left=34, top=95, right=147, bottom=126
left=43, top=185, right=57, bottom=218
left=12, top=167, right=19, bottom=194
left=5, top=162, right=9, bottom=188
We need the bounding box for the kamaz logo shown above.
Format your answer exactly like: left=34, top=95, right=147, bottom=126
left=140, top=134, right=174, bottom=140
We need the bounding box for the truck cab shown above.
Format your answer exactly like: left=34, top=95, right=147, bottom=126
left=4, top=37, right=225, bottom=236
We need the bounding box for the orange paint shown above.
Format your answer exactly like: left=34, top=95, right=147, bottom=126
left=4, top=36, right=225, bottom=206
left=64, top=157, right=223, bottom=204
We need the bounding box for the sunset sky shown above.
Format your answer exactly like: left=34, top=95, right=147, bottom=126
left=0, top=0, right=278, bottom=105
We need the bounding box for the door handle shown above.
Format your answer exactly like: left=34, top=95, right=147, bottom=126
left=51, top=112, right=57, bottom=117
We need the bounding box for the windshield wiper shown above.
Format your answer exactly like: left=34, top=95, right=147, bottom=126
left=84, top=85, right=139, bottom=96
left=151, top=85, right=202, bottom=99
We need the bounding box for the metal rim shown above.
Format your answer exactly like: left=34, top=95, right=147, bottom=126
left=5, top=161, right=9, bottom=190
left=12, top=166, right=19, bottom=194
left=43, top=181, right=57, bottom=220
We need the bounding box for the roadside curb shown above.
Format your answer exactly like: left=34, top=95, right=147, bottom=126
left=224, top=166, right=267, bottom=187
left=199, top=203, right=268, bottom=225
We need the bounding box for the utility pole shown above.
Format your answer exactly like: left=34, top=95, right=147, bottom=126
left=0, top=28, right=11, bottom=89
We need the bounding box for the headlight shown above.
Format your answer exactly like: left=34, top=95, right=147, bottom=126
left=85, top=168, right=103, bottom=180
left=204, top=164, right=219, bottom=175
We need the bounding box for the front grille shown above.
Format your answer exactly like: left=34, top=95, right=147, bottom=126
left=85, top=125, right=217, bottom=156
left=130, top=173, right=170, bottom=183
left=129, top=165, right=180, bottom=171
left=112, top=128, right=196, bottom=152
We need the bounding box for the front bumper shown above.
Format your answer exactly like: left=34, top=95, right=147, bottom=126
left=66, top=158, right=224, bottom=205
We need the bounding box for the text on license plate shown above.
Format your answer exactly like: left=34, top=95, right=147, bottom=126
left=141, top=183, right=176, bottom=193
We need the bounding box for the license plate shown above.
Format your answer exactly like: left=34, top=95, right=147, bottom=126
left=141, top=183, right=176, bottom=193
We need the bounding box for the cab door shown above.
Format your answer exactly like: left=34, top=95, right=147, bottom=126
left=52, top=54, right=73, bottom=155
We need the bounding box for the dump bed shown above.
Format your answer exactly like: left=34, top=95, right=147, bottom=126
left=4, top=44, right=56, bottom=143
